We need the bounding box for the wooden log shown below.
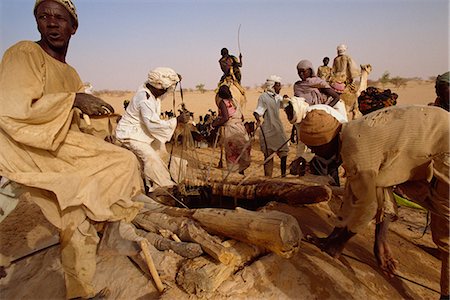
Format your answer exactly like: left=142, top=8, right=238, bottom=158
left=143, top=231, right=203, bottom=259
left=133, top=212, right=235, bottom=265
left=182, top=177, right=332, bottom=205
left=133, top=196, right=302, bottom=258
left=176, top=240, right=265, bottom=294
left=108, top=221, right=165, bottom=293
left=192, top=207, right=302, bottom=258
left=132, top=194, right=193, bottom=217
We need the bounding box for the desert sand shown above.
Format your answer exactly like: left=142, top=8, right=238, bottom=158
left=0, top=80, right=443, bottom=299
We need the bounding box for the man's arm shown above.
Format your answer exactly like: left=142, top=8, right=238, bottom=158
left=320, top=87, right=340, bottom=107
left=233, top=55, right=242, bottom=68
left=211, top=100, right=230, bottom=128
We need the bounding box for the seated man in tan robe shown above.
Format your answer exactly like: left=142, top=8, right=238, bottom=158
left=0, top=0, right=143, bottom=298
left=298, top=106, right=449, bottom=299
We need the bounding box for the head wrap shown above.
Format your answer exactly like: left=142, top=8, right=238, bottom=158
left=34, top=0, right=78, bottom=26
left=337, top=44, right=347, bottom=55
left=297, top=60, right=316, bottom=76
left=263, top=75, right=282, bottom=93
left=147, top=67, right=180, bottom=90
left=299, top=109, right=341, bottom=147
left=436, top=72, right=450, bottom=86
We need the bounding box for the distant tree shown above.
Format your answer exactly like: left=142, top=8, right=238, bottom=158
left=428, top=76, right=437, bottom=82
left=390, top=76, right=407, bottom=89
left=195, top=84, right=206, bottom=94
left=379, top=71, right=390, bottom=88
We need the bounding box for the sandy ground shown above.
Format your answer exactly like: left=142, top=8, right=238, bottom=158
left=0, top=80, right=443, bottom=299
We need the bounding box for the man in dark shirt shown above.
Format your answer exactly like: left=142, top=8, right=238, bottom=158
left=219, top=48, right=242, bottom=84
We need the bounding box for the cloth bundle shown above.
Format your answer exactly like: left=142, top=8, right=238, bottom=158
left=358, top=87, right=398, bottom=115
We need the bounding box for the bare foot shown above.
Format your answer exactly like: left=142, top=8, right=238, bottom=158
left=374, top=241, right=398, bottom=277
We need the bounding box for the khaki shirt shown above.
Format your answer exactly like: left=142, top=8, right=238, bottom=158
left=337, top=106, right=449, bottom=232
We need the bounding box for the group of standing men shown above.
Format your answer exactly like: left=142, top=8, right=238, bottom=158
left=0, top=1, right=449, bottom=299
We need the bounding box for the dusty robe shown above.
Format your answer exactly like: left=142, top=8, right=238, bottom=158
left=338, top=106, right=449, bottom=233
left=254, top=92, right=289, bottom=157
left=0, top=41, right=143, bottom=298
left=215, top=97, right=251, bottom=173
left=116, top=85, right=186, bottom=190
left=331, top=54, right=359, bottom=85
left=317, top=65, right=332, bottom=82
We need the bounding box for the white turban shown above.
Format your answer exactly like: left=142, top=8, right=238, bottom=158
left=147, top=67, right=180, bottom=89
left=337, top=44, right=347, bottom=55
left=264, top=75, right=282, bottom=93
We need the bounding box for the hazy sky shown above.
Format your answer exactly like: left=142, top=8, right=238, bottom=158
left=1, top=0, right=449, bottom=90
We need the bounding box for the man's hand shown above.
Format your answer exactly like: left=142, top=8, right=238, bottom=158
left=74, top=93, right=115, bottom=116
left=176, top=111, right=190, bottom=124
left=253, top=112, right=261, bottom=126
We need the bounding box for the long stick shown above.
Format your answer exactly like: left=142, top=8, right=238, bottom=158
left=237, top=24, right=242, bottom=55
left=140, top=240, right=165, bottom=293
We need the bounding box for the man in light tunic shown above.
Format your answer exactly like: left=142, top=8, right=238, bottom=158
left=298, top=106, right=449, bottom=299
left=317, top=57, right=332, bottom=82
left=331, top=44, right=359, bottom=87
left=0, top=0, right=143, bottom=298
left=115, top=67, right=190, bottom=192
left=253, top=76, right=289, bottom=177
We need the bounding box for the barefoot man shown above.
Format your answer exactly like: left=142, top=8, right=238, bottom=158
left=298, top=106, right=449, bottom=299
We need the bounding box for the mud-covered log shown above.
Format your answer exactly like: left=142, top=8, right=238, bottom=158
left=143, top=231, right=203, bottom=259
left=176, top=240, right=265, bottom=294
left=183, top=178, right=332, bottom=205
left=192, top=207, right=302, bottom=258
left=134, top=212, right=235, bottom=265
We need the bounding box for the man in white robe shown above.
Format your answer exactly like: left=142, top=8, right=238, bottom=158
left=116, top=67, right=190, bottom=192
